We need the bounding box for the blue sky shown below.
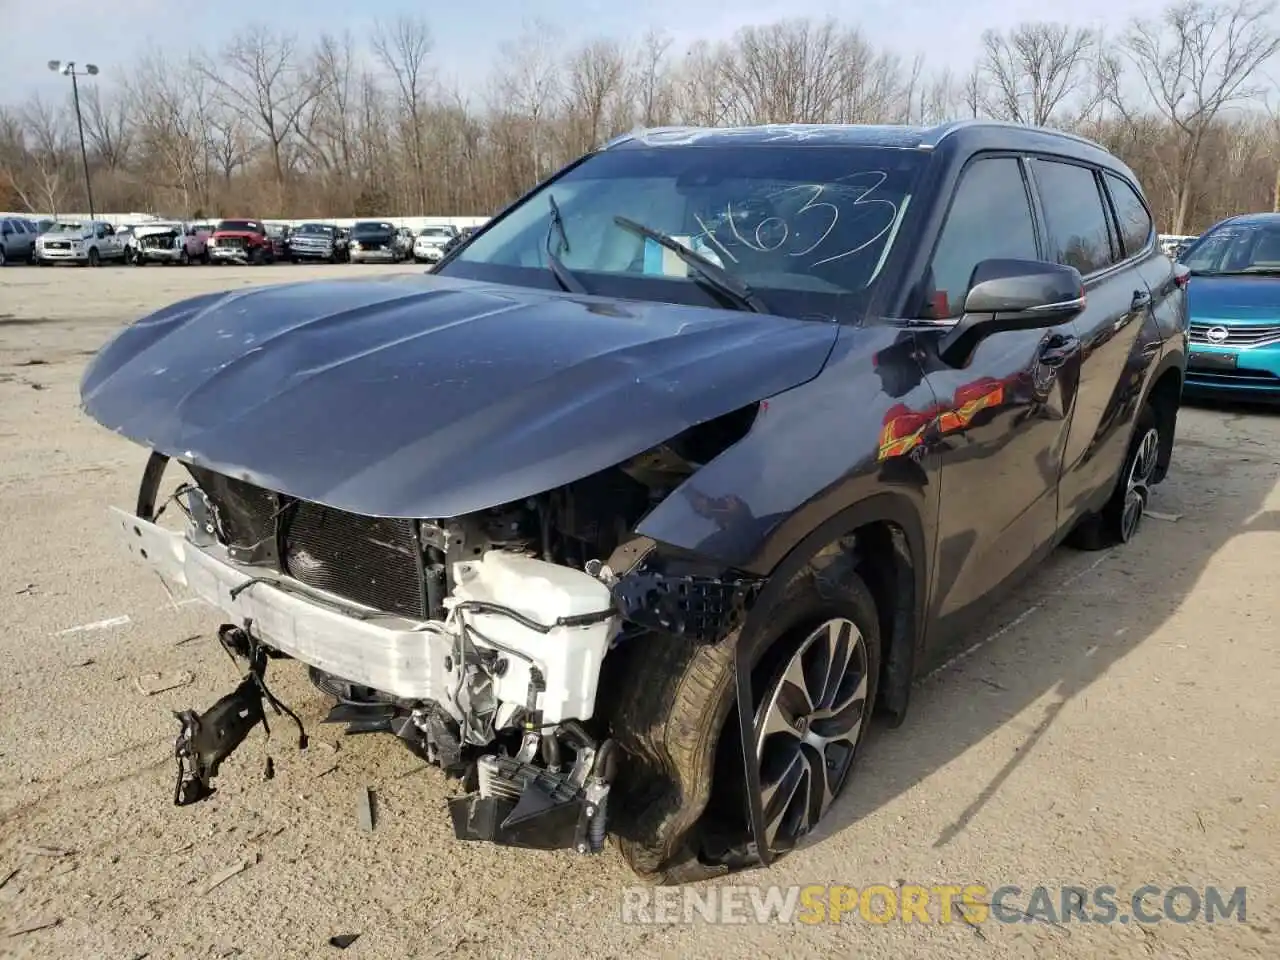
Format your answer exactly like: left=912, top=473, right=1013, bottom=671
left=4, top=0, right=1171, bottom=105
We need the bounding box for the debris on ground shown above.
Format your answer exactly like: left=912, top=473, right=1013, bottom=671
left=70, top=658, right=95, bottom=668
left=174, top=633, right=203, bottom=646
left=15, top=583, right=36, bottom=596
left=24, top=845, right=74, bottom=858
left=201, top=859, right=250, bottom=895
left=0, top=867, right=17, bottom=889
left=1144, top=509, right=1183, bottom=522
left=133, top=671, right=194, bottom=696
left=329, top=933, right=361, bottom=949
left=357, top=787, right=375, bottom=832
left=6, top=917, right=62, bottom=938
left=244, top=825, right=286, bottom=844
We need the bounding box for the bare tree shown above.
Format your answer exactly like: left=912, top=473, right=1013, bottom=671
left=127, top=52, right=213, bottom=213
left=720, top=19, right=857, bottom=124
left=201, top=26, right=325, bottom=199
left=19, top=94, right=71, bottom=214
left=80, top=86, right=135, bottom=171
left=490, top=21, right=562, bottom=184
left=1109, top=0, right=1280, bottom=233
left=372, top=15, right=434, bottom=212
left=563, top=38, right=631, bottom=155
left=3, top=12, right=1280, bottom=229
left=0, top=107, right=40, bottom=211
left=633, top=29, right=675, bottom=127
left=978, top=22, right=1099, bottom=126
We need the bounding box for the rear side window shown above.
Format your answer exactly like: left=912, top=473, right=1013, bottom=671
left=1105, top=173, right=1153, bottom=257
left=1033, top=159, right=1113, bottom=275
left=924, top=156, right=1039, bottom=319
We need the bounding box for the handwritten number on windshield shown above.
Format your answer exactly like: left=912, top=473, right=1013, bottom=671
left=706, top=172, right=898, bottom=269
left=811, top=172, right=897, bottom=267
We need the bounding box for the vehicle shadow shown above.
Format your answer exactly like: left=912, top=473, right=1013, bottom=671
left=1181, top=393, right=1280, bottom=418
left=809, top=414, right=1278, bottom=850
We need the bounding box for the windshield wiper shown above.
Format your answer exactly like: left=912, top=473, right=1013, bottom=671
left=544, top=193, right=587, bottom=295
left=612, top=216, right=769, bottom=313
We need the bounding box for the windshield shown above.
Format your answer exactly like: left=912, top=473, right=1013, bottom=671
left=1179, top=220, right=1280, bottom=275
left=353, top=221, right=394, bottom=235
left=297, top=224, right=335, bottom=236
left=49, top=222, right=84, bottom=234
left=419, top=228, right=453, bottom=239
left=216, top=220, right=260, bottom=233
left=441, top=143, right=925, bottom=317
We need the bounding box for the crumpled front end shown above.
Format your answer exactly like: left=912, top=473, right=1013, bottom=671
left=83, top=276, right=838, bottom=861
left=123, top=453, right=641, bottom=852
left=136, top=229, right=186, bottom=263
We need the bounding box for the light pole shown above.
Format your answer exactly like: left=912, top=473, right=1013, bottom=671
left=47, top=60, right=98, bottom=220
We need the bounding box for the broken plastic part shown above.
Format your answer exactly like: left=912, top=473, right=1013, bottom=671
left=611, top=568, right=763, bottom=643
left=172, top=623, right=308, bottom=806
left=172, top=674, right=266, bottom=805
left=450, top=754, right=599, bottom=852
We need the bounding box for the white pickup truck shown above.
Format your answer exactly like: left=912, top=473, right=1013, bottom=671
left=35, top=220, right=128, bottom=266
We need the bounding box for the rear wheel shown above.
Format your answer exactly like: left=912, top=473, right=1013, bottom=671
left=610, top=554, right=881, bottom=883
left=0, top=246, right=6, bottom=267
left=1067, top=403, right=1163, bottom=550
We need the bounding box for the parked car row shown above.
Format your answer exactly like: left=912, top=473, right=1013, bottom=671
left=0, top=217, right=480, bottom=267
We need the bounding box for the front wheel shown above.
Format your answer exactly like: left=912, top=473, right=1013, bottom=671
left=609, top=555, right=881, bottom=883
left=87, top=247, right=100, bottom=267
left=179, top=249, right=190, bottom=266
left=1067, top=404, right=1163, bottom=550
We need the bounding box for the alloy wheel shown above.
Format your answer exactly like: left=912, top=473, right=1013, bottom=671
left=1120, top=426, right=1160, bottom=543
left=753, top=617, right=870, bottom=854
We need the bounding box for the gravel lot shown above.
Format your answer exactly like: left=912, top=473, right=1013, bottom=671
left=0, top=262, right=1276, bottom=959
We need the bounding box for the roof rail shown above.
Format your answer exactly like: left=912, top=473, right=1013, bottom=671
left=922, top=118, right=1105, bottom=151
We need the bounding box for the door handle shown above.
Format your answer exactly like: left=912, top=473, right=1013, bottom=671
left=1131, top=289, right=1152, bottom=311
left=1038, top=333, right=1080, bottom=368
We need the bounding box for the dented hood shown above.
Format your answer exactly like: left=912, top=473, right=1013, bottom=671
left=81, top=274, right=837, bottom=518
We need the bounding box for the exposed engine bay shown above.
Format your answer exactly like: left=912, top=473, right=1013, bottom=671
left=133, top=406, right=764, bottom=853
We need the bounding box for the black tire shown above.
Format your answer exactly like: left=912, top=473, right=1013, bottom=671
left=179, top=249, right=190, bottom=266
left=87, top=247, right=100, bottom=267
left=609, top=556, right=881, bottom=884
left=1067, top=403, right=1163, bottom=551
left=0, top=246, right=6, bottom=267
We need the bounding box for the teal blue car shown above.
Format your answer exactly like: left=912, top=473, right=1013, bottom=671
left=1179, top=213, right=1280, bottom=397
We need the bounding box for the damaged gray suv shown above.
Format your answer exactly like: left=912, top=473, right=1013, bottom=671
left=81, top=121, right=1188, bottom=883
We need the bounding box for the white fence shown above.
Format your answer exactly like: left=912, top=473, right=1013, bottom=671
left=2, top=212, right=490, bottom=232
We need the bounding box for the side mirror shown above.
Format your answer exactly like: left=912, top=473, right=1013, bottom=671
left=938, top=258, right=1085, bottom=367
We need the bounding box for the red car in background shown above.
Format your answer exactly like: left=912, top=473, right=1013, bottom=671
left=207, top=219, right=275, bottom=265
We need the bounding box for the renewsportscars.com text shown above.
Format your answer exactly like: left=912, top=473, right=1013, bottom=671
left=620, top=883, right=1248, bottom=926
